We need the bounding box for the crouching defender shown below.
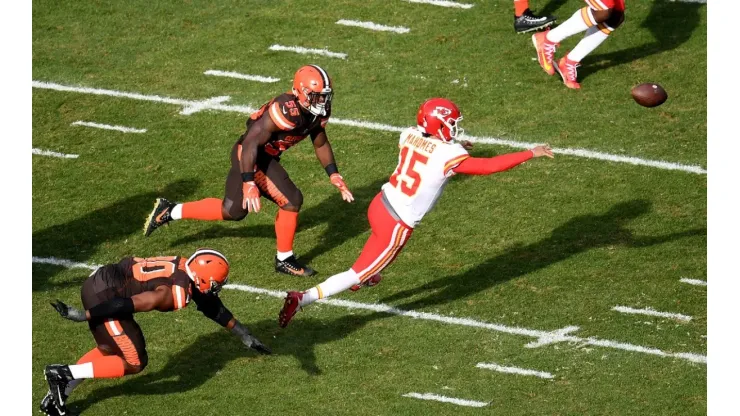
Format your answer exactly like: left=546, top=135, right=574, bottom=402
left=41, top=249, right=271, bottom=416
left=278, top=98, right=554, bottom=327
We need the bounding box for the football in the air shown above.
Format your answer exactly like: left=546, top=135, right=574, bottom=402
left=631, top=83, right=668, bottom=108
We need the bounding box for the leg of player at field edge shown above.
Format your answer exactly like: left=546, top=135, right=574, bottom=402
left=532, top=1, right=625, bottom=88
left=513, top=0, right=556, bottom=33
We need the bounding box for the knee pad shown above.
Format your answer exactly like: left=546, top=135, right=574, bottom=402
left=224, top=199, right=248, bottom=221
left=284, top=189, right=303, bottom=211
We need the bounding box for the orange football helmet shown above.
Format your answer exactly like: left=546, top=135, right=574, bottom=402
left=292, top=65, right=333, bottom=116
left=416, top=98, right=464, bottom=142
left=185, top=248, right=230, bottom=294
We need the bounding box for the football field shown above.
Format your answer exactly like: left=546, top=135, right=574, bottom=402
left=32, top=0, right=707, bottom=414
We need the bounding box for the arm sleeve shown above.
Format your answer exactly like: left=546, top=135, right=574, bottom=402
left=452, top=150, right=534, bottom=175
left=171, top=273, right=192, bottom=311
left=192, top=289, right=235, bottom=328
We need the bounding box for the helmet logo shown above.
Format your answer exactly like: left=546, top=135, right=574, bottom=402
left=433, top=106, right=452, bottom=117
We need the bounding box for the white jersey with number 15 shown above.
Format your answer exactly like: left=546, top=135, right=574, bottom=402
left=381, top=127, right=469, bottom=228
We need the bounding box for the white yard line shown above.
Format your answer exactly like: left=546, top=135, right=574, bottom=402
left=30, top=256, right=708, bottom=365
left=32, top=80, right=707, bottom=175
left=204, top=70, right=280, bottom=83
left=475, top=363, right=554, bottom=379
left=612, top=306, right=693, bottom=322
left=405, top=0, right=475, bottom=9
left=268, top=44, right=347, bottom=59
left=336, top=19, right=410, bottom=34
left=71, top=121, right=146, bottom=134
left=402, top=393, right=488, bottom=407
left=32, top=148, right=79, bottom=159
left=679, top=278, right=707, bottom=287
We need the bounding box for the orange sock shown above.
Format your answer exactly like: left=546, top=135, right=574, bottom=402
left=181, top=198, right=224, bottom=221
left=91, top=356, right=126, bottom=378
left=275, top=209, right=299, bottom=253
left=515, top=0, right=529, bottom=16
left=77, top=347, right=105, bottom=364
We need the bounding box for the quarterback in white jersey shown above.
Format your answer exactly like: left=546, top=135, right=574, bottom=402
left=279, top=98, right=553, bottom=328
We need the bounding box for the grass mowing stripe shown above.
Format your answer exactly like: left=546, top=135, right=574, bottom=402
left=29, top=256, right=708, bottom=365
left=612, top=306, right=693, bottom=322
left=475, top=362, right=554, bottom=379
left=402, top=393, right=488, bottom=407
left=71, top=121, right=147, bottom=133
left=31, top=148, right=79, bottom=159
left=32, top=80, right=707, bottom=174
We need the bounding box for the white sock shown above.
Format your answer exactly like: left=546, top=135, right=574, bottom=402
left=170, top=204, right=183, bottom=220
left=276, top=251, right=294, bottom=261
left=64, top=379, right=84, bottom=396
left=68, top=363, right=94, bottom=379
left=300, top=270, right=360, bottom=306
left=546, top=8, right=594, bottom=43
left=567, top=26, right=610, bottom=62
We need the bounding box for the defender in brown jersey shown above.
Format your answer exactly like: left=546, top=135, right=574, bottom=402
left=40, top=249, right=270, bottom=416
left=143, top=65, right=354, bottom=277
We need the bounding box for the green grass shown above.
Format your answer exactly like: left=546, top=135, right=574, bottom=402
left=33, top=1, right=706, bottom=414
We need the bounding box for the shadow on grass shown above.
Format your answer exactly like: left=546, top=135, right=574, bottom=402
left=383, top=199, right=705, bottom=311
left=168, top=179, right=386, bottom=265
left=32, top=179, right=201, bottom=292
left=578, top=1, right=704, bottom=80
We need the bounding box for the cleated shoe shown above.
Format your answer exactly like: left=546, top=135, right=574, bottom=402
left=554, top=56, right=582, bottom=89
left=44, top=365, right=73, bottom=415
left=275, top=255, right=316, bottom=277
left=143, top=198, right=176, bottom=237
left=40, top=390, right=63, bottom=416
left=350, top=274, right=383, bottom=292
left=278, top=291, right=304, bottom=328
left=532, top=29, right=558, bottom=76
left=515, top=9, right=556, bottom=33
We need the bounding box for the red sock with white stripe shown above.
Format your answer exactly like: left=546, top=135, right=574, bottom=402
left=68, top=355, right=126, bottom=379
left=300, top=269, right=360, bottom=306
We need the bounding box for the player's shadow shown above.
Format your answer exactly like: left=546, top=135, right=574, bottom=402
left=32, top=179, right=201, bottom=292
left=383, top=199, right=705, bottom=310
left=578, top=1, right=704, bottom=80
left=168, top=179, right=386, bottom=264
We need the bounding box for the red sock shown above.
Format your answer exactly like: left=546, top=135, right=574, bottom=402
left=275, top=209, right=299, bottom=253
left=181, top=198, right=224, bottom=221
left=90, top=356, right=126, bottom=378
left=515, top=0, right=529, bottom=16
left=77, top=347, right=105, bottom=364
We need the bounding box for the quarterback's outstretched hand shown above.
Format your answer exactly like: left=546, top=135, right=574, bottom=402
left=330, top=173, right=354, bottom=203
left=242, top=181, right=261, bottom=213
left=51, top=300, right=87, bottom=322
left=531, top=144, right=554, bottom=159
left=231, top=321, right=272, bottom=355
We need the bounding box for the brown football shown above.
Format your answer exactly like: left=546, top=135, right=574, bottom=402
left=631, top=83, right=668, bottom=108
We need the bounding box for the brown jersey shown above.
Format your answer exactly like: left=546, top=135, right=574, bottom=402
left=242, top=92, right=331, bottom=157
left=90, top=256, right=192, bottom=311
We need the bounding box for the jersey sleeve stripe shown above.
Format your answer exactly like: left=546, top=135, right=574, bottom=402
left=172, top=286, right=185, bottom=310
left=269, top=102, right=296, bottom=131
left=444, top=154, right=470, bottom=175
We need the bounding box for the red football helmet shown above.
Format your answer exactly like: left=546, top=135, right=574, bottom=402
left=292, top=65, right=333, bottom=116
left=416, top=98, right=464, bottom=142
left=185, top=248, right=230, bottom=294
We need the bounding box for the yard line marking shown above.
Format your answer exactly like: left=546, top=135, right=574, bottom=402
left=268, top=44, right=347, bottom=59
left=680, top=278, right=707, bottom=286
left=204, top=70, right=280, bottom=83
left=336, top=19, right=410, bottom=34
left=402, top=393, right=488, bottom=407
left=31, top=80, right=707, bottom=174
left=30, top=256, right=708, bottom=365
left=32, top=256, right=98, bottom=270
left=476, top=362, right=554, bottom=379
left=612, top=306, right=693, bottom=322
left=405, top=0, right=475, bottom=9
left=71, top=121, right=147, bottom=134
left=32, top=148, right=79, bottom=159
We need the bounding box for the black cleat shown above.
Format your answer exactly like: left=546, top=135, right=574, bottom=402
left=44, top=365, right=73, bottom=415
left=514, top=9, right=556, bottom=33
left=275, top=255, right=316, bottom=277
left=40, top=390, right=63, bottom=416
left=143, top=198, right=176, bottom=237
